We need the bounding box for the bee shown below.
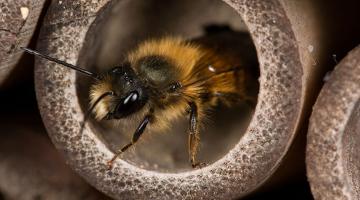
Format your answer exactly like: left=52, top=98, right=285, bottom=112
left=22, top=28, right=258, bottom=169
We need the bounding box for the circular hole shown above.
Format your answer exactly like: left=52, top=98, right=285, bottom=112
left=77, top=0, right=259, bottom=172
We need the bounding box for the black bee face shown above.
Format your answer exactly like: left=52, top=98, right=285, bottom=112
left=104, top=56, right=182, bottom=120
left=107, top=63, right=149, bottom=119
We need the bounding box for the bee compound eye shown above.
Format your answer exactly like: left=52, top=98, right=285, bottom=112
left=123, top=91, right=138, bottom=104
left=114, top=91, right=141, bottom=118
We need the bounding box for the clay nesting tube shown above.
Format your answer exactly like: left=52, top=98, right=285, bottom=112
left=306, top=46, right=360, bottom=200
left=0, top=0, right=46, bottom=88
left=0, top=115, right=109, bottom=200
left=34, top=0, right=328, bottom=199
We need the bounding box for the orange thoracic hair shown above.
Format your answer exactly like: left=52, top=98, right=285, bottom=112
left=128, top=37, right=202, bottom=81
left=90, top=36, right=251, bottom=131
left=128, top=37, right=247, bottom=103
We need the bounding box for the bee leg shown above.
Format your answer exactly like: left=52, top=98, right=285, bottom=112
left=106, top=114, right=152, bottom=169
left=188, top=102, right=205, bottom=168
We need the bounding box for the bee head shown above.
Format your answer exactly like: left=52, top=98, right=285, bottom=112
left=19, top=46, right=184, bottom=122
left=90, top=62, right=149, bottom=120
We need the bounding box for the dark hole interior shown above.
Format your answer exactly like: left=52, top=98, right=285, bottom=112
left=76, top=0, right=259, bottom=172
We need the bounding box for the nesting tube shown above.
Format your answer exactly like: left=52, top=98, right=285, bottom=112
left=0, top=0, right=46, bottom=88
left=306, top=46, right=360, bottom=200
left=0, top=115, right=108, bottom=200
left=34, top=0, right=334, bottom=199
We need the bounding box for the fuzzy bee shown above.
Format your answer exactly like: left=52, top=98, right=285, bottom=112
left=22, top=28, right=258, bottom=169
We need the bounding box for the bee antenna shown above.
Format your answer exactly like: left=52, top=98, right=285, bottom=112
left=80, top=91, right=115, bottom=133
left=20, top=47, right=100, bottom=80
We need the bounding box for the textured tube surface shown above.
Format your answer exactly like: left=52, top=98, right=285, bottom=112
left=0, top=115, right=109, bottom=200
left=34, top=0, right=320, bottom=199
left=0, top=0, right=46, bottom=88
left=306, top=46, right=360, bottom=200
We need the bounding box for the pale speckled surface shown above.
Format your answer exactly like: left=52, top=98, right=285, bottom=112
left=0, top=0, right=46, bottom=87
left=0, top=117, right=109, bottom=200
left=306, top=45, right=360, bottom=200
left=34, top=0, right=303, bottom=199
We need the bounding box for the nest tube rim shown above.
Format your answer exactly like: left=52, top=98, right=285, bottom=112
left=35, top=0, right=303, bottom=199
left=306, top=45, right=360, bottom=200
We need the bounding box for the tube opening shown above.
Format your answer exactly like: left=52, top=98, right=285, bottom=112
left=77, top=0, right=259, bottom=173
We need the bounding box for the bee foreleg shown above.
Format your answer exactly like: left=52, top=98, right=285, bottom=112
left=107, top=114, right=152, bottom=169
left=188, top=102, right=204, bottom=168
